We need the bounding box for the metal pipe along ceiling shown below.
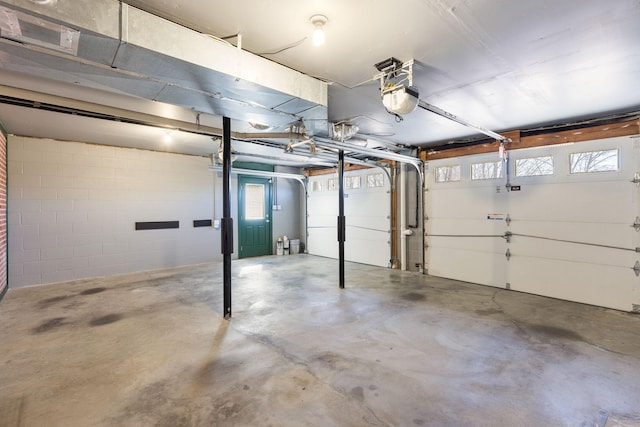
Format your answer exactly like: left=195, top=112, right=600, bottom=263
left=207, top=166, right=307, bottom=188
left=313, top=136, right=423, bottom=175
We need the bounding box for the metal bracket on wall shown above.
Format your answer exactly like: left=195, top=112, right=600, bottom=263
left=631, top=172, right=640, bottom=186
left=633, top=261, right=640, bottom=277
left=505, top=248, right=511, bottom=261
left=632, top=217, right=640, bottom=231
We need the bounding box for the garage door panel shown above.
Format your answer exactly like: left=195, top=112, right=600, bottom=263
left=429, top=188, right=508, bottom=219
left=509, top=236, right=635, bottom=268
left=508, top=222, right=635, bottom=258
left=508, top=182, right=633, bottom=223
left=428, top=235, right=507, bottom=255
left=308, top=228, right=338, bottom=259
left=347, top=216, right=390, bottom=231
left=307, top=214, right=335, bottom=228
left=346, top=237, right=390, bottom=267
left=346, top=225, right=388, bottom=240
left=508, top=256, right=634, bottom=311
left=427, top=218, right=508, bottom=236
left=427, top=246, right=507, bottom=287
left=308, top=196, right=337, bottom=212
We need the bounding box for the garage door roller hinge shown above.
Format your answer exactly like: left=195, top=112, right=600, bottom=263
left=505, top=248, right=511, bottom=261
left=633, top=261, right=640, bottom=277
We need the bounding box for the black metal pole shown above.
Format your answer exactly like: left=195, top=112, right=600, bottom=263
left=221, top=117, right=233, bottom=318
left=338, top=150, right=345, bottom=289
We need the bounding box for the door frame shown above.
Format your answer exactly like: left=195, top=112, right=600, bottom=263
left=238, top=175, right=273, bottom=259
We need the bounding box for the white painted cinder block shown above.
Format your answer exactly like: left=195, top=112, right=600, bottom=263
left=7, top=137, right=220, bottom=288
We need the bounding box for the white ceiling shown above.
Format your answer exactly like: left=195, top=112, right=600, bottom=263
left=1, top=0, right=639, bottom=160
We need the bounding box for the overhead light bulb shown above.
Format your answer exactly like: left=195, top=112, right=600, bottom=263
left=162, top=130, right=173, bottom=143
left=310, top=15, right=328, bottom=46
left=313, top=27, right=325, bottom=46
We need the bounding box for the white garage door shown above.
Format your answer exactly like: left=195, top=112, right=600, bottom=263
left=426, top=135, right=640, bottom=312
left=307, top=168, right=391, bottom=267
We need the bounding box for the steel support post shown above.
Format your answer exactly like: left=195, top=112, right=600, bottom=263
left=221, top=117, right=233, bottom=318
left=338, top=150, right=346, bottom=289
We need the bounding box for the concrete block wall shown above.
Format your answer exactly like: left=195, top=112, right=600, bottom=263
left=8, top=137, right=218, bottom=287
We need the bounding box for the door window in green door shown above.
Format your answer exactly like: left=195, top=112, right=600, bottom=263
left=245, top=184, right=265, bottom=220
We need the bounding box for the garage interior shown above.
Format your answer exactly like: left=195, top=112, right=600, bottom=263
left=0, top=0, right=639, bottom=426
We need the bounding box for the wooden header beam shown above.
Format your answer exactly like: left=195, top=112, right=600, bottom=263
left=421, top=130, right=521, bottom=161
left=305, top=163, right=374, bottom=176
left=421, top=119, right=640, bottom=161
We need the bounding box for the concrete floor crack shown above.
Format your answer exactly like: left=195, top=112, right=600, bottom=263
left=237, top=327, right=391, bottom=426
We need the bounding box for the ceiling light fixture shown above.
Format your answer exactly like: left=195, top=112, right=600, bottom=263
left=309, top=14, right=328, bottom=46
left=162, top=130, right=174, bottom=143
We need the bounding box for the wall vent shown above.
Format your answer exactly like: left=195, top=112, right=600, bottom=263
left=0, top=6, right=80, bottom=55
left=135, top=221, right=179, bottom=231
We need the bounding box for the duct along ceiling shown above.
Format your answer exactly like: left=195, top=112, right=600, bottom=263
left=0, top=0, right=639, bottom=163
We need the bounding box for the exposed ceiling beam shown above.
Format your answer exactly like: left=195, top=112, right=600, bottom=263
left=0, top=85, right=307, bottom=141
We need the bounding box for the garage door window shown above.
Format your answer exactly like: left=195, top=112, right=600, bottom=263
left=515, top=156, right=554, bottom=177
left=471, top=161, right=503, bottom=180
left=345, top=176, right=361, bottom=189
left=435, top=165, right=461, bottom=183
left=327, top=178, right=337, bottom=191
left=367, top=173, right=385, bottom=188
left=570, top=149, right=619, bottom=173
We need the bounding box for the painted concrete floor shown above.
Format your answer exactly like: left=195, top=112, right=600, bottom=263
left=1, top=254, right=639, bottom=427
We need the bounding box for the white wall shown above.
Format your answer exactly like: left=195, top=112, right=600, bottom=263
left=272, top=166, right=304, bottom=252
left=8, top=137, right=219, bottom=287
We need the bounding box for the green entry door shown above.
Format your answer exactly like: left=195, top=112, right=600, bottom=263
left=238, top=175, right=272, bottom=258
